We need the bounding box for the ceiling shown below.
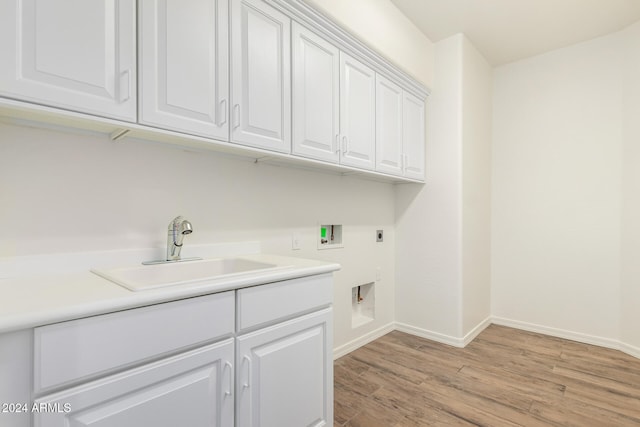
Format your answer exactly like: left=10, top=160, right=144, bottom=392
left=390, top=0, right=640, bottom=65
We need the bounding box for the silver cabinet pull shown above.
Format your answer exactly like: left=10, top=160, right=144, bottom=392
left=224, top=361, right=233, bottom=397
left=233, top=104, right=241, bottom=129
left=242, top=355, right=251, bottom=389
left=219, top=99, right=228, bottom=126
left=119, top=69, right=131, bottom=103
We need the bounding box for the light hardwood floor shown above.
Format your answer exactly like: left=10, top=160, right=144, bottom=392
left=334, top=325, right=640, bottom=426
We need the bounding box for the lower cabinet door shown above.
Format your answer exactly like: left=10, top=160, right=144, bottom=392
left=236, top=308, right=333, bottom=427
left=34, top=339, right=234, bottom=427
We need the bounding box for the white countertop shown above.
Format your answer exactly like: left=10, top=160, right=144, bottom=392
left=0, top=252, right=340, bottom=334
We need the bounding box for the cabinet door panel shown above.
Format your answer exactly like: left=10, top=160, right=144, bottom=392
left=340, top=53, right=375, bottom=170
left=231, top=0, right=291, bottom=153
left=35, top=340, right=234, bottom=427
left=237, top=308, right=332, bottom=427
left=292, top=23, right=340, bottom=163
left=139, top=0, right=228, bottom=139
left=0, top=0, right=136, bottom=121
left=403, top=91, right=426, bottom=180
left=376, top=74, right=403, bottom=176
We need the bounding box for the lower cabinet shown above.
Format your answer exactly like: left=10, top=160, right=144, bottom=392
left=35, top=339, right=235, bottom=427
left=236, top=308, right=333, bottom=427
left=25, top=273, right=334, bottom=427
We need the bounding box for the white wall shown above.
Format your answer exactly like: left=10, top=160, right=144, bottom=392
left=395, top=34, right=492, bottom=344
left=396, top=34, right=463, bottom=341
left=461, top=36, right=492, bottom=336
left=621, top=21, right=640, bottom=352
left=0, top=0, right=435, bottom=355
left=492, top=32, right=624, bottom=343
left=0, top=122, right=396, bottom=351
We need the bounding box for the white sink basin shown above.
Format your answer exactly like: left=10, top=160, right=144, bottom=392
left=92, top=258, right=282, bottom=291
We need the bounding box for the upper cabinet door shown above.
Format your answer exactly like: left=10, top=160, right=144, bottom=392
left=292, top=23, right=340, bottom=164
left=231, top=0, right=291, bottom=153
left=403, top=91, right=426, bottom=180
left=375, top=74, right=403, bottom=176
left=0, top=0, right=136, bottom=122
left=340, top=53, right=375, bottom=171
left=139, top=0, right=229, bottom=140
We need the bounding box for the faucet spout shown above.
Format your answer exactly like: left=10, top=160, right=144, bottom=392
left=142, top=217, right=202, bottom=265
left=167, top=216, right=193, bottom=261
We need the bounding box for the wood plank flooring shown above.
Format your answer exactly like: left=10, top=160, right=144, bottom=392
left=334, top=325, right=640, bottom=426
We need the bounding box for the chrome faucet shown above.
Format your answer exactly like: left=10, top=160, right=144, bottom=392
left=143, top=216, right=202, bottom=265
left=167, top=216, right=193, bottom=261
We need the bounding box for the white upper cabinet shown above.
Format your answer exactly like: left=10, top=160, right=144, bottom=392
left=340, top=52, right=376, bottom=171
left=375, top=74, right=404, bottom=176
left=376, top=73, right=426, bottom=180
left=231, top=0, right=291, bottom=153
left=0, top=0, right=136, bottom=122
left=403, top=91, right=426, bottom=180
left=0, top=0, right=427, bottom=182
left=292, top=23, right=340, bottom=163
left=139, top=0, right=229, bottom=140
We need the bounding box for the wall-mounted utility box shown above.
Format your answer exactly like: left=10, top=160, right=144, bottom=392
left=317, top=224, right=343, bottom=250
left=352, top=282, right=375, bottom=328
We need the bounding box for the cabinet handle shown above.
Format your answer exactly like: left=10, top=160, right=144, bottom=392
left=404, top=154, right=408, bottom=172
left=219, top=99, right=228, bottom=126
left=233, top=104, right=241, bottom=129
left=342, top=136, right=348, bottom=155
left=242, top=355, right=251, bottom=389
left=119, top=69, right=131, bottom=103
left=335, top=135, right=340, bottom=154
left=224, top=361, right=233, bottom=397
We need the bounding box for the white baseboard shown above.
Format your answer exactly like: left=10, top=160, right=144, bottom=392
left=333, top=322, right=395, bottom=360
left=334, top=317, right=497, bottom=357
left=333, top=316, right=640, bottom=361
left=394, top=322, right=465, bottom=348
left=462, top=316, right=492, bottom=346
left=620, top=341, right=640, bottom=359
left=491, top=316, right=621, bottom=351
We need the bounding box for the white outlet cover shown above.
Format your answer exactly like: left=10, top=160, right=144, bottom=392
left=292, top=233, right=301, bottom=250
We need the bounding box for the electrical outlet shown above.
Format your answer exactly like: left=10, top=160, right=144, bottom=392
left=292, top=233, right=301, bottom=250
left=376, top=230, right=384, bottom=242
